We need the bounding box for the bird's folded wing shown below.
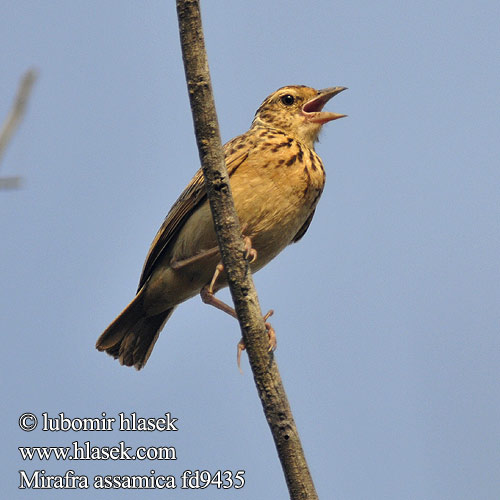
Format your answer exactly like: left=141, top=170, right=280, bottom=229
left=292, top=209, right=316, bottom=243
left=137, top=143, right=249, bottom=291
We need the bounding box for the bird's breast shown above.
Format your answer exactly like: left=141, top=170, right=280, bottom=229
left=230, top=138, right=325, bottom=267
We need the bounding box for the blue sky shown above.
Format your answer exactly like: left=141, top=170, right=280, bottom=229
left=2, top=1, right=499, bottom=498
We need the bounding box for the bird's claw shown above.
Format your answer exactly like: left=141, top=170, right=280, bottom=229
left=265, top=322, right=277, bottom=352
left=243, top=236, right=257, bottom=263
left=237, top=311, right=277, bottom=373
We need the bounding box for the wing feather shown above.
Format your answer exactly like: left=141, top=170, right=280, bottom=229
left=138, top=135, right=250, bottom=290
left=291, top=209, right=316, bottom=243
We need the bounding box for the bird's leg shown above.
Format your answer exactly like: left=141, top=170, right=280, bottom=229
left=198, top=230, right=257, bottom=319
left=170, top=230, right=256, bottom=270
left=200, top=263, right=237, bottom=318
left=199, top=231, right=258, bottom=317
left=200, top=255, right=276, bottom=371
left=237, top=309, right=276, bottom=371
left=170, top=246, right=220, bottom=270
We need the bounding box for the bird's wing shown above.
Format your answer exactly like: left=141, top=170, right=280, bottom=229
left=137, top=135, right=250, bottom=291
left=291, top=209, right=316, bottom=243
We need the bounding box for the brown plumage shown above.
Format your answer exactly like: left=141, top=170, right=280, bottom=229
left=96, top=85, right=346, bottom=369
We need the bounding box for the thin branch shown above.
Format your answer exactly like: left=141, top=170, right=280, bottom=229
left=176, top=1, right=318, bottom=498
left=0, top=68, right=37, bottom=189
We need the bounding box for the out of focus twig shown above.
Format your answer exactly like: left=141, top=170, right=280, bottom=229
left=0, top=68, right=37, bottom=189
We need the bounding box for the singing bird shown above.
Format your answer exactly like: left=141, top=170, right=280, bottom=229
left=96, top=85, right=346, bottom=369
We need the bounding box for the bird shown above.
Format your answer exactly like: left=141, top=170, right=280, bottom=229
left=96, top=85, right=346, bottom=370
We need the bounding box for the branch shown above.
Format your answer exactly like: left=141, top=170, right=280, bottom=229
left=0, top=69, right=37, bottom=189
left=176, top=1, right=318, bottom=498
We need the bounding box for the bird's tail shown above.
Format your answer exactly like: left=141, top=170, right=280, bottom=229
left=96, top=290, right=175, bottom=370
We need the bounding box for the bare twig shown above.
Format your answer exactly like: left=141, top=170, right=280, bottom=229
left=0, top=68, right=37, bottom=189
left=176, top=1, right=318, bottom=498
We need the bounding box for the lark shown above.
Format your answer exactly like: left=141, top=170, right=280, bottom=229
left=96, top=85, right=346, bottom=369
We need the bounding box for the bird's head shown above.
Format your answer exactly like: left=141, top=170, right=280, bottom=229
left=252, top=85, right=347, bottom=148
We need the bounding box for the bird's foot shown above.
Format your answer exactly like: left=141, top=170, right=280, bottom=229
left=239, top=224, right=257, bottom=263
left=237, top=309, right=277, bottom=372
left=243, top=235, right=257, bottom=263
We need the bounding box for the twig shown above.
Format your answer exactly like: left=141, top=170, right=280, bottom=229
left=176, top=1, right=318, bottom=498
left=0, top=68, right=37, bottom=189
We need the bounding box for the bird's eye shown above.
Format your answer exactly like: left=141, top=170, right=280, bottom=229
left=280, top=94, right=295, bottom=106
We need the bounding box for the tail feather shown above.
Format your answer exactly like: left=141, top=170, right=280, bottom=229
left=96, top=291, right=175, bottom=370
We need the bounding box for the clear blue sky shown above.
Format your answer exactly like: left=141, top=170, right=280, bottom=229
left=2, top=1, right=499, bottom=498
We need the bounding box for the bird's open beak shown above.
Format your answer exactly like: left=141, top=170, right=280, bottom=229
left=302, top=86, right=347, bottom=124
